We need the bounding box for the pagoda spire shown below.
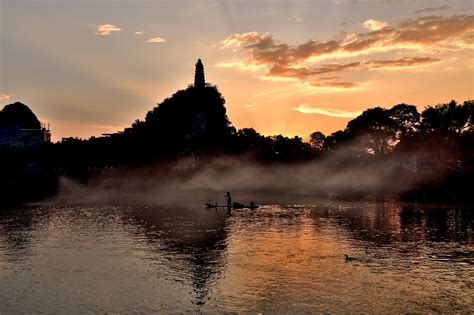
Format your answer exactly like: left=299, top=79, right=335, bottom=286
left=194, top=58, right=205, bottom=88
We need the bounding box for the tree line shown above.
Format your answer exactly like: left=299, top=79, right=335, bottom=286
left=0, top=82, right=472, bottom=203
left=54, top=88, right=473, bottom=176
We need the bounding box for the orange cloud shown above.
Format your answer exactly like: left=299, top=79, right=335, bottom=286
left=263, top=57, right=439, bottom=86
left=362, top=19, right=388, bottom=31
left=311, top=81, right=356, bottom=88
left=395, top=15, right=473, bottom=46
left=95, top=24, right=121, bottom=36
left=0, top=94, right=14, bottom=101
left=293, top=104, right=362, bottom=117
left=222, top=15, right=473, bottom=66
left=268, top=62, right=360, bottom=78
left=220, top=15, right=471, bottom=87
left=363, top=57, right=441, bottom=69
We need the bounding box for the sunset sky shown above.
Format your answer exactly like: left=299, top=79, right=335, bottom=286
left=1, top=0, right=473, bottom=141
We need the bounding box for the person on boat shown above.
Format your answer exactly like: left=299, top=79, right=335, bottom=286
left=225, top=192, right=232, bottom=208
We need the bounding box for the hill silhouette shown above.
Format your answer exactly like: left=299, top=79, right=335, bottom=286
left=134, top=84, right=232, bottom=154
left=0, top=102, right=41, bottom=129
left=120, top=59, right=233, bottom=160
left=0, top=102, right=55, bottom=204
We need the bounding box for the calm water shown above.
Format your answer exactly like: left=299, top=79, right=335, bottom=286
left=0, top=199, right=473, bottom=313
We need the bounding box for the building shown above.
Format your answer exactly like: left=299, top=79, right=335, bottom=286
left=0, top=102, right=51, bottom=149
left=0, top=124, right=51, bottom=149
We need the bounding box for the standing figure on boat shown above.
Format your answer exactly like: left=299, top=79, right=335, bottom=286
left=225, top=192, right=232, bottom=208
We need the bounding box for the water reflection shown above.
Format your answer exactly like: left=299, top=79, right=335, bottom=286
left=122, top=206, right=230, bottom=307
left=0, top=207, right=51, bottom=262
left=0, top=200, right=472, bottom=313
left=310, top=199, right=473, bottom=245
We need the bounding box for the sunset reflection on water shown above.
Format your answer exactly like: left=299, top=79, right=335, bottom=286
left=0, top=200, right=472, bottom=313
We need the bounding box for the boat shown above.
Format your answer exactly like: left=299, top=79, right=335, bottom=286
left=205, top=202, right=227, bottom=208
left=205, top=202, right=259, bottom=210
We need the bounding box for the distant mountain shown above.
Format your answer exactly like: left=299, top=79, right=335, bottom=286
left=0, top=102, right=41, bottom=129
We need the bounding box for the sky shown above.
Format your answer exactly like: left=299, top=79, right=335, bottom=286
left=1, top=0, right=473, bottom=142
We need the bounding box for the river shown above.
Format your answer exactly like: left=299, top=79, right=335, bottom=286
left=0, top=199, right=472, bottom=313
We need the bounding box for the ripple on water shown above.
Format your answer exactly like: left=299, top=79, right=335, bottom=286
left=0, top=202, right=472, bottom=313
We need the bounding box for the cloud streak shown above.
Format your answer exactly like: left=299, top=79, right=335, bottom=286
left=95, top=24, right=121, bottom=36
left=293, top=104, right=362, bottom=117
left=415, top=5, right=451, bottom=14
left=146, top=37, right=166, bottom=43
left=251, top=57, right=440, bottom=85
left=0, top=94, right=14, bottom=101
left=220, top=15, right=472, bottom=87
left=363, top=57, right=441, bottom=68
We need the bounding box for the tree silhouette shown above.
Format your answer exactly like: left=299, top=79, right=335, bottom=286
left=309, top=131, right=326, bottom=151
left=388, top=104, right=420, bottom=137
left=194, top=59, right=205, bottom=88
left=346, top=107, right=397, bottom=156
left=420, top=100, right=474, bottom=161
left=421, top=100, right=473, bottom=136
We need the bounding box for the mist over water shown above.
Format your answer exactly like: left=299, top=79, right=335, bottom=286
left=0, top=201, right=472, bottom=313
left=53, top=152, right=425, bottom=206
left=2, top=146, right=471, bottom=313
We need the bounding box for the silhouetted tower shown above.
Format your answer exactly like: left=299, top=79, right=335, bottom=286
left=194, top=59, right=205, bottom=88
